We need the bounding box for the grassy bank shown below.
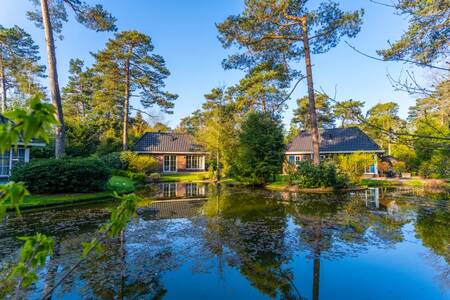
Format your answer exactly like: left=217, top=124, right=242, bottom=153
left=16, top=176, right=136, bottom=209
left=361, top=178, right=449, bottom=189
left=160, top=172, right=210, bottom=182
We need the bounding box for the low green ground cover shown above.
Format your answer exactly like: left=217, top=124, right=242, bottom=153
left=160, top=172, right=210, bottom=182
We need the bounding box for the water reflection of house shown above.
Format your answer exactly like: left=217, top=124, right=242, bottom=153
left=364, top=188, right=399, bottom=216
left=140, top=199, right=207, bottom=220
left=155, top=183, right=207, bottom=199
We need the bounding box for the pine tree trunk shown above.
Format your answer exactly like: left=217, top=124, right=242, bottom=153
left=122, top=56, right=130, bottom=151
left=40, top=0, right=65, bottom=158
left=301, top=18, right=320, bottom=165
left=0, top=57, right=6, bottom=113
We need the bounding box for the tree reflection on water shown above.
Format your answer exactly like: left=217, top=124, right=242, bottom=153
left=0, top=184, right=448, bottom=299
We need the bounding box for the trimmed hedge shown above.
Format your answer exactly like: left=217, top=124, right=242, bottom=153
left=11, top=157, right=112, bottom=193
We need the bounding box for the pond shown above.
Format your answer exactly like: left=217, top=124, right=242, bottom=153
left=0, top=184, right=449, bottom=300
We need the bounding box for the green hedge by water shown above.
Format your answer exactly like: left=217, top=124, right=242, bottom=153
left=11, top=157, right=112, bottom=193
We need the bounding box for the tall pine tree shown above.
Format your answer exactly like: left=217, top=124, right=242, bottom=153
left=92, top=31, right=178, bottom=150
left=27, top=0, right=116, bottom=157
left=217, top=0, right=363, bottom=164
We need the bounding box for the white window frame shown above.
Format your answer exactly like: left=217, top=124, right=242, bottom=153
left=186, top=155, right=205, bottom=170
left=163, top=155, right=177, bottom=173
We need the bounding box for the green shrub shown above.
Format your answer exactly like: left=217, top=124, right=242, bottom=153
left=11, top=157, right=111, bottom=193
left=335, top=152, right=374, bottom=184
left=290, top=161, right=348, bottom=189
left=99, top=152, right=128, bottom=170
left=120, top=151, right=157, bottom=173
left=128, top=171, right=146, bottom=182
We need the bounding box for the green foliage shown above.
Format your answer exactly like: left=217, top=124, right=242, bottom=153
left=363, top=102, right=406, bottom=151
left=290, top=161, right=348, bottom=189
left=292, top=93, right=335, bottom=130
left=0, top=25, right=46, bottom=109
left=192, top=87, right=239, bottom=178
left=376, top=0, right=449, bottom=65
left=418, top=150, right=450, bottom=179
left=235, top=112, right=285, bottom=185
left=0, top=96, right=56, bottom=153
left=92, top=30, right=178, bottom=148
left=333, top=99, right=364, bottom=127
left=99, top=152, right=127, bottom=170
left=217, top=0, right=363, bottom=80
left=11, top=157, right=111, bottom=193
left=27, top=0, right=117, bottom=38
left=9, top=233, right=54, bottom=289
left=0, top=182, right=30, bottom=218
left=120, top=151, right=157, bottom=173
left=335, top=152, right=374, bottom=184
left=65, top=121, right=99, bottom=156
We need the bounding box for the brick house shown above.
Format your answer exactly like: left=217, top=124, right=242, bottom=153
left=286, top=127, right=384, bottom=175
left=133, top=132, right=208, bottom=173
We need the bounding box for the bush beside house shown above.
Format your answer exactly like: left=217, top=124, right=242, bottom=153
left=11, top=157, right=111, bottom=193
left=289, top=161, right=348, bottom=189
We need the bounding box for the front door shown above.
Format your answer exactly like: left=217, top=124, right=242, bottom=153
left=163, top=155, right=176, bottom=172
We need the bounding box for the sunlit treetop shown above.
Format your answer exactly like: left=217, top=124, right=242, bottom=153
left=217, top=0, right=364, bottom=69
left=376, top=0, right=450, bottom=65
left=26, top=0, right=117, bottom=39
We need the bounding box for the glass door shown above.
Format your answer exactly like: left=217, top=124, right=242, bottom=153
left=163, top=155, right=176, bottom=172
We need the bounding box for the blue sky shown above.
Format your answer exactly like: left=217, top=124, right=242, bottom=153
left=1, top=0, right=427, bottom=127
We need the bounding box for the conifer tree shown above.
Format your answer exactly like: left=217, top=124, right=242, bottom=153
left=27, top=0, right=117, bottom=157
left=0, top=25, right=45, bottom=112
left=92, top=31, right=178, bottom=150
left=217, top=0, right=363, bottom=164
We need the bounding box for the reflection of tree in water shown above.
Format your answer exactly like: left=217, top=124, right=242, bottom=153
left=202, top=186, right=304, bottom=299
left=0, top=204, right=170, bottom=299
left=287, top=191, right=411, bottom=300
left=415, top=198, right=450, bottom=290
left=0, top=187, right=448, bottom=299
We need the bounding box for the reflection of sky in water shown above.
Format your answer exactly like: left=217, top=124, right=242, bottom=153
left=0, top=185, right=448, bottom=300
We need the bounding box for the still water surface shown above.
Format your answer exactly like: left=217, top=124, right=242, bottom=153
left=0, top=184, right=449, bottom=300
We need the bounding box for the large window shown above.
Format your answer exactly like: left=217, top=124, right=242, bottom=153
left=11, top=148, right=25, bottom=168
left=186, top=155, right=204, bottom=170
left=0, top=151, right=10, bottom=176
left=164, top=155, right=176, bottom=172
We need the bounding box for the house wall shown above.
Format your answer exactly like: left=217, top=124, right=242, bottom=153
left=139, top=153, right=207, bottom=173
left=284, top=152, right=380, bottom=176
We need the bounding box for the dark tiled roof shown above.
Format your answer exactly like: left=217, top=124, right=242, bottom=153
left=287, top=127, right=383, bottom=153
left=133, top=132, right=206, bottom=153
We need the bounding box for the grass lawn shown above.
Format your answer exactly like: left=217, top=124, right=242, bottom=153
left=265, top=174, right=290, bottom=189
left=160, top=172, right=210, bottom=182
left=16, top=176, right=136, bottom=209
